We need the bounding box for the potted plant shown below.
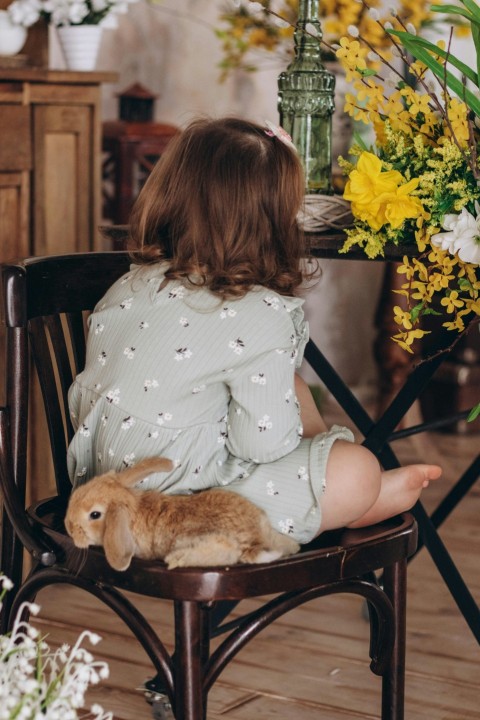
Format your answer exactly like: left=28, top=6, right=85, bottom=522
left=6, top=0, right=140, bottom=69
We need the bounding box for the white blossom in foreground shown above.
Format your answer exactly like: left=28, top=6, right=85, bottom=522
left=431, top=203, right=480, bottom=265
left=0, top=574, right=112, bottom=720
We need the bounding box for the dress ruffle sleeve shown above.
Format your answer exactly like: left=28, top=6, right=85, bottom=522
left=282, top=296, right=309, bottom=369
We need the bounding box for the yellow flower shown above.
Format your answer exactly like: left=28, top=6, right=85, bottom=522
left=383, top=179, right=424, bottom=229
left=397, top=257, right=415, bottom=280
left=343, top=152, right=405, bottom=229
left=336, top=38, right=368, bottom=81
left=402, top=88, right=431, bottom=117
left=392, top=329, right=429, bottom=353
left=393, top=306, right=413, bottom=330
left=355, top=78, right=385, bottom=107
left=412, top=258, right=429, bottom=281
left=249, top=28, right=277, bottom=49
left=415, top=229, right=429, bottom=252
left=410, top=282, right=432, bottom=302
left=444, top=316, right=466, bottom=331
left=444, top=98, right=470, bottom=146
left=465, top=298, right=480, bottom=315
left=429, top=270, right=454, bottom=291
left=344, top=154, right=425, bottom=231
left=440, top=291, right=464, bottom=313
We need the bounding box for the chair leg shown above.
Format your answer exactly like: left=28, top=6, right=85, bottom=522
left=381, top=559, right=407, bottom=720
left=173, top=601, right=209, bottom=720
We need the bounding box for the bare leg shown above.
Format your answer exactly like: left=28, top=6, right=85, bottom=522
left=294, top=377, right=442, bottom=533
left=347, top=464, right=442, bottom=528
left=318, top=440, right=442, bottom=533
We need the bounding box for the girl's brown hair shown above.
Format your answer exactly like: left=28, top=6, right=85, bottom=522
left=128, top=116, right=311, bottom=298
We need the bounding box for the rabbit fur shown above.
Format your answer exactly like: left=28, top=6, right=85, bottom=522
left=65, top=457, right=300, bottom=570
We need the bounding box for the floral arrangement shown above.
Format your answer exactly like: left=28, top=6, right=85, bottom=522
left=7, top=0, right=139, bottom=28
left=335, top=0, right=479, bottom=345
left=335, top=0, right=480, bottom=419
left=0, top=574, right=112, bottom=720
left=214, top=0, right=455, bottom=77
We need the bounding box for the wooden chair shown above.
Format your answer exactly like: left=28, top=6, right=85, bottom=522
left=0, top=252, right=417, bottom=720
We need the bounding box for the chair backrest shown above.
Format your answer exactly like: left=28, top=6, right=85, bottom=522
left=0, top=252, right=131, bottom=560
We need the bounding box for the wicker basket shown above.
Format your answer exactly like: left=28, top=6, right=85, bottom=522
left=298, top=194, right=354, bottom=232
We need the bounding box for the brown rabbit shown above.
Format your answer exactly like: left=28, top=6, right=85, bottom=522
left=64, top=457, right=300, bottom=570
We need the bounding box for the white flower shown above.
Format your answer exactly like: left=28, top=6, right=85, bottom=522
left=8, top=0, right=139, bottom=27
left=0, top=576, right=13, bottom=591
left=431, top=204, right=480, bottom=264
left=246, top=1, right=264, bottom=13
left=0, top=575, right=113, bottom=720
left=258, top=414, right=272, bottom=431
left=347, top=24, right=359, bottom=37
left=7, top=0, right=41, bottom=27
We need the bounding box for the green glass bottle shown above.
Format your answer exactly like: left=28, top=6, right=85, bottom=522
left=278, top=0, right=335, bottom=194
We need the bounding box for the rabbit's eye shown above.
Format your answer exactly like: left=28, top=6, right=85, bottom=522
left=89, top=511, right=102, bottom=520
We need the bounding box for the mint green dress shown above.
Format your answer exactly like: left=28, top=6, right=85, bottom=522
left=67, top=263, right=353, bottom=543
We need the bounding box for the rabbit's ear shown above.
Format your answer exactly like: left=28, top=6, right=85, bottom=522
left=116, top=457, right=173, bottom=488
left=103, top=504, right=136, bottom=571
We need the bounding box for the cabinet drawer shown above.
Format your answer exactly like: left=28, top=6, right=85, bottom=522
left=0, top=106, right=31, bottom=171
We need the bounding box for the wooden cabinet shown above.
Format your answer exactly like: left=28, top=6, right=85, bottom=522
left=0, top=69, right=116, bottom=513
left=0, top=68, right=116, bottom=260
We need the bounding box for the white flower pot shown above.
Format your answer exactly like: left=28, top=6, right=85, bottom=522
left=57, top=25, right=102, bottom=71
left=0, top=10, right=27, bottom=57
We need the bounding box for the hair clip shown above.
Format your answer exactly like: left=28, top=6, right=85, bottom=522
left=264, top=120, right=296, bottom=151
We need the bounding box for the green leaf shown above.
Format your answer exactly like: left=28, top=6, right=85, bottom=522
left=422, top=307, right=442, bottom=316
left=390, top=30, right=478, bottom=87
left=459, top=0, right=480, bottom=24
left=410, top=303, right=424, bottom=322
left=431, top=1, right=480, bottom=25
left=430, top=4, right=475, bottom=21
left=357, top=67, right=377, bottom=77
left=467, top=402, right=480, bottom=422
left=458, top=277, right=474, bottom=290
left=390, top=31, right=480, bottom=116
left=352, top=130, right=369, bottom=151
left=472, top=22, right=480, bottom=87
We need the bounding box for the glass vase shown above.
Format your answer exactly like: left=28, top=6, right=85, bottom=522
left=278, top=0, right=335, bottom=195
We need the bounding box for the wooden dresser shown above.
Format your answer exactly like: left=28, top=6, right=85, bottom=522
left=0, top=68, right=117, bottom=513
left=0, top=68, right=117, bottom=260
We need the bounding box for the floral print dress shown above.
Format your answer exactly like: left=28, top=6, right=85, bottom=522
left=67, top=263, right=353, bottom=543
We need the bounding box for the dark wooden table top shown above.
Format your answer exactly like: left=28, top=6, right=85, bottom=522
left=101, top=225, right=417, bottom=262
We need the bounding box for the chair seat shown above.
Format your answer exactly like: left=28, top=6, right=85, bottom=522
left=29, top=497, right=417, bottom=602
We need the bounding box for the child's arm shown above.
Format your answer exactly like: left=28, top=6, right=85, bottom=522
left=294, top=374, right=328, bottom=437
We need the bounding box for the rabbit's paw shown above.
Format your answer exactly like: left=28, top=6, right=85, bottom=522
left=164, top=549, right=194, bottom=569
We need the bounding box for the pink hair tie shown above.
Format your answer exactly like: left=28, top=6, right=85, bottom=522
left=264, top=120, right=296, bottom=152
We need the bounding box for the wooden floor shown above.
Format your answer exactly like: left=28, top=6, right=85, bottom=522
left=30, top=396, right=480, bottom=720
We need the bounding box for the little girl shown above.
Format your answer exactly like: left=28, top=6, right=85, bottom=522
left=67, top=116, right=441, bottom=544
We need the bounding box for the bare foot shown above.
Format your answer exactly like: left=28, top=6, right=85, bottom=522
left=347, top=464, right=442, bottom=528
